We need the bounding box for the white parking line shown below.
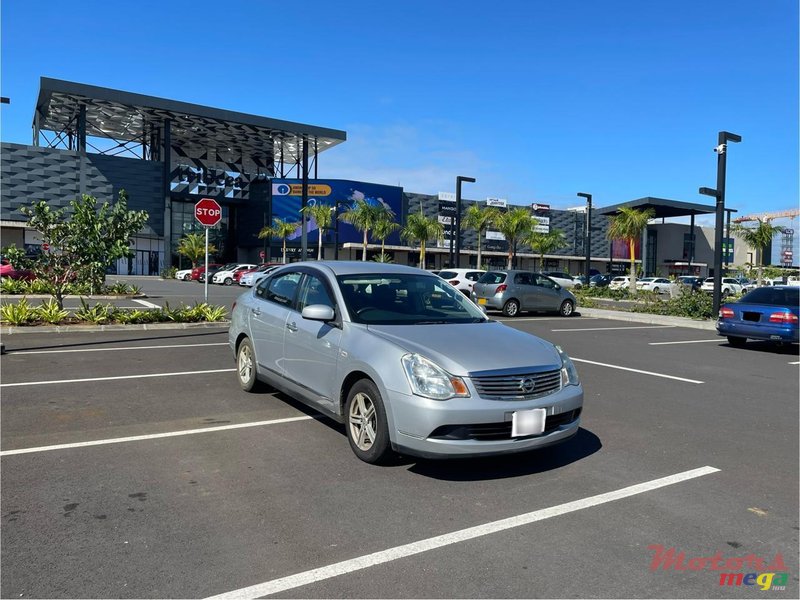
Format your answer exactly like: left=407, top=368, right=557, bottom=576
left=551, top=325, right=676, bottom=332
left=132, top=299, right=161, bottom=309
left=649, top=339, right=722, bottom=346
left=10, top=342, right=229, bottom=355
left=496, top=317, right=599, bottom=322
left=789, top=361, right=800, bottom=365
left=0, top=416, right=314, bottom=456
left=571, top=357, right=704, bottom=384
left=205, top=466, right=721, bottom=600
left=0, top=368, right=236, bottom=388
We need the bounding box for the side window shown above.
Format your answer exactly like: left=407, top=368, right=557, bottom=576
left=297, top=274, right=335, bottom=312
left=514, top=273, right=533, bottom=285
left=259, top=272, right=302, bottom=307
left=467, top=271, right=483, bottom=281
left=536, top=274, right=557, bottom=289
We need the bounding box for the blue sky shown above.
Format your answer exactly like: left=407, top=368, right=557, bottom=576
left=1, top=0, right=797, bottom=232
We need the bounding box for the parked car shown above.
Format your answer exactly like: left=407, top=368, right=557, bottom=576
left=636, top=277, right=674, bottom=294
left=437, top=269, right=486, bottom=296
left=229, top=261, right=583, bottom=463
left=191, top=263, right=223, bottom=281
left=0, top=260, right=35, bottom=281
left=199, top=263, right=230, bottom=283
left=212, top=263, right=257, bottom=285
left=472, top=270, right=577, bottom=317
left=239, top=265, right=279, bottom=287
left=175, top=268, right=193, bottom=281
left=717, top=286, right=799, bottom=347
left=608, top=276, right=631, bottom=290
left=542, top=271, right=579, bottom=289
left=677, top=276, right=703, bottom=292
left=589, top=274, right=613, bottom=288
left=700, top=277, right=744, bottom=296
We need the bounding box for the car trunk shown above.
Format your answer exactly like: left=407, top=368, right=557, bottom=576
left=473, top=273, right=506, bottom=298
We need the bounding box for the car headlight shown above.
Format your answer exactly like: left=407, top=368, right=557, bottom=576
left=556, top=345, right=580, bottom=387
left=401, top=353, right=470, bottom=400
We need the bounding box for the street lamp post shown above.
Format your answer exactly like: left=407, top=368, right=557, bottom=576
left=700, top=130, right=742, bottom=315
left=453, top=176, right=476, bottom=268
left=578, top=192, right=592, bottom=286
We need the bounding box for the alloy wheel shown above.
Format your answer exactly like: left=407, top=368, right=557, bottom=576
left=348, top=392, right=377, bottom=451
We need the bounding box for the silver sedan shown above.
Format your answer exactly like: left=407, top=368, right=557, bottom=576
left=229, top=261, right=583, bottom=464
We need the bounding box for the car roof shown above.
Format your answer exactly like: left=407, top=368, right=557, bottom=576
left=276, top=261, right=433, bottom=277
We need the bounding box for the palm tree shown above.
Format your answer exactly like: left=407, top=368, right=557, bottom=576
left=461, top=204, right=499, bottom=269
left=732, top=218, right=785, bottom=286
left=339, top=199, right=385, bottom=261
left=606, top=206, right=655, bottom=292
left=372, top=209, right=400, bottom=258
left=300, top=203, right=334, bottom=260
left=176, top=233, right=218, bottom=267
left=401, top=210, right=444, bottom=268
left=258, top=217, right=299, bottom=264
left=493, top=207, right=536, bottom=269
left=526, top=229, right=567, bottom=271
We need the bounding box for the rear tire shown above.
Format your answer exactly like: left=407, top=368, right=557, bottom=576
left=236, top=338, right=261, bottom=392
left=502, top=299, right=520, bottom=317
left=559, top=299, right=575, bottom=317
left=345, top=379, right=393, bottom=465
left=727, top=336, right=747, bottom=347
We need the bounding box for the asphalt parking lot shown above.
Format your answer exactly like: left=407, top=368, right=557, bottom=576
left=1, top=309, right=798, bottom=598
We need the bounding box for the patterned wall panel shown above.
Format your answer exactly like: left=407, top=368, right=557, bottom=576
left=1, top=143, right=164, bottom=236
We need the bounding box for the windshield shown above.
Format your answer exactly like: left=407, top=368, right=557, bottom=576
left=739, top=287, right=799, bottom=306
left=336, top=273, right=487, bottom=325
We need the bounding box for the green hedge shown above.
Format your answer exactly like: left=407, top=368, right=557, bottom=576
left=1, top=300, right=228, bottom=327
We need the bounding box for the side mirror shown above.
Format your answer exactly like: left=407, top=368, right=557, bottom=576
left=302, top=304, right=335, bottom=322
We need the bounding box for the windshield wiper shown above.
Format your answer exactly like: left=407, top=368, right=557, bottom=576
left=415, top=320, right=449, bottom=325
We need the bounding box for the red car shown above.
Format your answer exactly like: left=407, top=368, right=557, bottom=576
left=233, top=263, right=281, bottom=283
left=190, top=263, right=223, bottom=281
left=0, top=260, right=35, bottom=281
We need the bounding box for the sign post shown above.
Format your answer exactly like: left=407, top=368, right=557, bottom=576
left=194, top=198, right=222, bottom=303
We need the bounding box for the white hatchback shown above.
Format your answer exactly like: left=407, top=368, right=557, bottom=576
left=175, top=269, right=193, bottom=281
left=212, top=263, right=257, bottom=285
left=437, top=269, right=486, bottom=295
left=609, top=276, right=631, bottom=290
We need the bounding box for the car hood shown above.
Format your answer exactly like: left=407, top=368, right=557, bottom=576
left=364, top=321, right=561, bottom=376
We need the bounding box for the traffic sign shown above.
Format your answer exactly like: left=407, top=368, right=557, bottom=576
left=194, top=198, right=222, bottom=227
left=41, top=243, right=50, bottom=251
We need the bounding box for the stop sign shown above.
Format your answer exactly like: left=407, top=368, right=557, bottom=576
left=194, top=198, right=222, bottom=227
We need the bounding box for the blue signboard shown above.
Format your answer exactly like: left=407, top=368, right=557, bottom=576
left=271, top=179, right=403, bottom=246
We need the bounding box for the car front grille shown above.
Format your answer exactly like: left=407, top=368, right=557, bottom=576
left=471, top=369, right=562, bottom=400
left=429, top=408, right=582, bottom=441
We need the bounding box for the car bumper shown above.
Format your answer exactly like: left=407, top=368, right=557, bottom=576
left=717, top=321, right=799, bottom=343
left=385, top=384, right=584, bottom=458
left=472, top=295, right=505, bottom=311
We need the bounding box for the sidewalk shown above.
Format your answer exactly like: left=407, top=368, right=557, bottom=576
left=577, top=307, right=716, bottom=331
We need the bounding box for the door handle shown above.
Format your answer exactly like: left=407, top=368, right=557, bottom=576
left=251, top=308, right=261, bottom=316
left=286, top=322, right=298, bottom=332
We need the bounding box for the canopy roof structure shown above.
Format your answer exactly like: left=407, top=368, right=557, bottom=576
left=595, top=197, right=730, bottom=219
left=34, top=77, right=346, bottom=165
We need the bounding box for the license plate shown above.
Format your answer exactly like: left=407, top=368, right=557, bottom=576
left=478, top=298, right=487, bottom=305
left=511, top=408, right=546, bottom=437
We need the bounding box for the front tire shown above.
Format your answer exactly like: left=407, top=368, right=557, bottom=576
left=345, top=379, right=393, bottom=464
left=236, top=338, right=260, bottom=392
left=224, top=277, right=233, bottom=286
left=502, top=299, right=520, bottom=317
left=559, top=299, right=575, bottom=317
left=727, top=336, right=747, bottom=348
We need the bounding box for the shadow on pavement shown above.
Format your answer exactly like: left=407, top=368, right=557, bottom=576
left=3, top=329, right=228, bottom=353
left=406, top=427, right=601, bottom=480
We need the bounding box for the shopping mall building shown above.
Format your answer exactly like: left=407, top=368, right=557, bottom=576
left=1, top=78, right=758, bottom=277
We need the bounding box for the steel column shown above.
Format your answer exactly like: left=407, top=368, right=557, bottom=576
left=301, top=137, right=309, bottom=260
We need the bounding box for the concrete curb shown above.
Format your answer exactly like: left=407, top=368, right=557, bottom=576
left=1, top=321, right=230, bottom=335
left=578, top=307, right=716, bottom=330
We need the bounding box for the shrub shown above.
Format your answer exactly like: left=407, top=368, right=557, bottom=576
left=0, top=278, right=25, bottom=295
left=75, top=299, right=113, bottom=324
left=161, top=266, right=178, bottom=279
left=0, top=298, right=36, bottom=325
left=35, top=298, right=69, bottom=324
